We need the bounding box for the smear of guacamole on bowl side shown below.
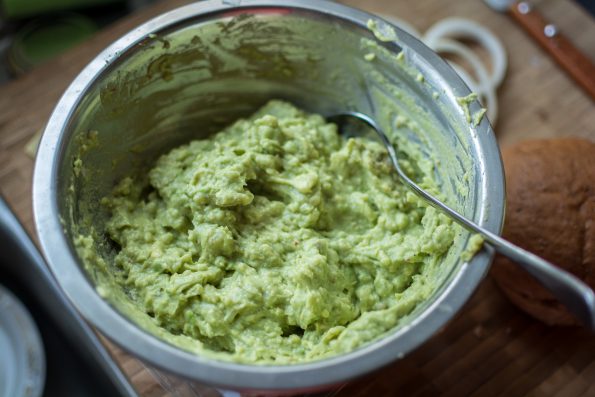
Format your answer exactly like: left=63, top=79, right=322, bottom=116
left=88, top=100, right=457, bottom=363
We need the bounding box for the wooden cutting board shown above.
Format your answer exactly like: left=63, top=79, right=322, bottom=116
left=0, top=0, right=594, bottom=395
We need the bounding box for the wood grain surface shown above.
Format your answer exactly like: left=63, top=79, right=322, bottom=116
left=0, top=0, right=594, bottom=396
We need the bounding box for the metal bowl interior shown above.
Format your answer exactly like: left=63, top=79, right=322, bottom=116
left=33, top=0, right=505, bottom=391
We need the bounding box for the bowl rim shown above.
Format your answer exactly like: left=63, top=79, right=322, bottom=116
left=33, top=0, right=505, bottom=391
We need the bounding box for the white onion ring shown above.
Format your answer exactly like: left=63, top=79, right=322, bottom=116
left=424, top=18, right=507, bottom=90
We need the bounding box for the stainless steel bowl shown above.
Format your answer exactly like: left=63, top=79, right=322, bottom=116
left=33, top=0, right=505, bottom=392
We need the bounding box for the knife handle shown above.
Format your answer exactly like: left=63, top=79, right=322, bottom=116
left=509, top=1, right=595, bottom=100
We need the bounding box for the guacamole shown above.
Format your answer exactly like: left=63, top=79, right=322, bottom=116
left=99, top=100, right=456, bottom=363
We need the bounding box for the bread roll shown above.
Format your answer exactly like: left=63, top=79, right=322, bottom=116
left=491, top=138, right=595, bottom=326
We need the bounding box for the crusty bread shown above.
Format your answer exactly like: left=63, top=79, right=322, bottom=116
left=491, top=138, right=595, bottom=326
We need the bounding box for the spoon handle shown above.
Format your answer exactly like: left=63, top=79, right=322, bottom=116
left=405, top=169, right=595, bottom=330
left=332, top=111, right=595, bottom=329
left=483, top=230, right=595, bottom=329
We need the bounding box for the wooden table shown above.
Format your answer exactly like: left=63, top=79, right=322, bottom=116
left=1, top=0, right=594, bottom=395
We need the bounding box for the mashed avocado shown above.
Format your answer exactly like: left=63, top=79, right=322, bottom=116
left=99, top=100, right=456, bottom=363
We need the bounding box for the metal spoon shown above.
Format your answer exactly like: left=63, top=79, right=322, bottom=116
left=328, top=111, right=595, bottom=330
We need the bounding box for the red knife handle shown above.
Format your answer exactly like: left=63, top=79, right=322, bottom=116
left=509, top=1, right=595, bottom=100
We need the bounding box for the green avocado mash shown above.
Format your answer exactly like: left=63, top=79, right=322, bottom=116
left=98, top=100, right=456, bottom=363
